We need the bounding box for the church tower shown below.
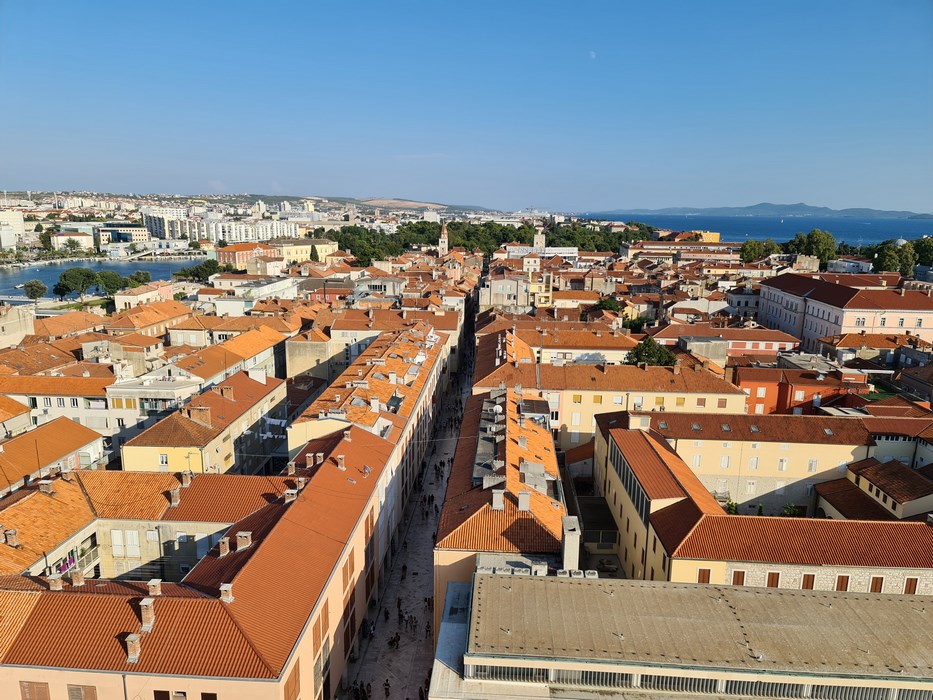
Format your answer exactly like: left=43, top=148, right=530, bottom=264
left=438, top=221, right=449, bottom=256
left=533, top=230, right=546, bottom=254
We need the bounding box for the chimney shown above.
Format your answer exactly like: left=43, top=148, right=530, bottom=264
left=284, top=488, right=298, bottom=503
left=38, top=479, right=54, bottom=495
left=344, top=430, right=352, bottom=442
left=48, top=575, right=63, bottom=591
left=125, top=633, right=141, bottom=663
left=562, top=516, right=581, bottom=572
left=147, top=579, right=162, bottom=596
left=169, top=487, right=180, bottom=507
left=236, top=531, right=252, bottom=550
left=518, top=491, right=531, bottom=512
left=337, top=455, right=346, bottom=469
left=186, top=405, right=212, bottom=428
left=181, top=470, right=193, bottom=488
left=518, top=436, right=527, bottom=449
left=140, top=597, right=155, bottom=632
left=672, top=361, right=681, bottom=375
left=220, top=385, right=234, bottom=400
left=315, top=452, right=324, bottom=465
left=220, top=583, right=234, bottom=603
left=71, top=569, right=85, bottom=587
left=901, top=287, right=906, bottom=296
left=370, top=396, right=380, bottom=412
left=4, top=529, right=19, bottom=547
left=638, top=362, right=648, bottom=371
left=297, top=476, right=307, bottom=490
left=287, top=460, right=296, bottom=475
left=217, top=536, right=230, bottom=558
left=492, top=489, right=505, bottom=511
left=388, top=371, right=397, bottom=384
left=693, top=362, right=702, bottom=372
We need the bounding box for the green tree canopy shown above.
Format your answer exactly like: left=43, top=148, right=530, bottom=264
left=913, top=237, right=933, bottom=267
left=95, top=270, right=125, bottom=296
left=33, top=223, right=43, bottom=233
left=739, top=238, right=779, bottom=263
left=898, top=241, right=918, bottom=278
left=873, top=244, right=901, bottom=273
left=781, top=229, right=837, bottom=267
left=59, top=267, right=97, bottom=298
left=63, top=238, right=82, bottom=254
left=52, top=281, right=70, bottom=301
left=128, top=270, right=151, bottom=286
left=23, top=279, right=47, bottom=302
left=625, top=337, right=676, bottom=367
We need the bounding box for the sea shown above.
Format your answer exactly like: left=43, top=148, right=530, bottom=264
left=601, top=215, right=933, bottom=247
left=0, top=259, right=190, bottom=298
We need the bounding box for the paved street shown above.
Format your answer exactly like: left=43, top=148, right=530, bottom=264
left=344, top=351, right=473, bottom=700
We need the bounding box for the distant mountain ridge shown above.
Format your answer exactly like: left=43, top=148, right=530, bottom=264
left=583, top=202, right=933, bottom=220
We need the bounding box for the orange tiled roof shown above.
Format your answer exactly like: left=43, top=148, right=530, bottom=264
left=0, top=418, right=101, bottom=492
left=0, top=375, right=113, bottom=397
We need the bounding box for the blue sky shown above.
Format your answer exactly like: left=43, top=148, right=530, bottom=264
left=1, top=1, right=931, bottom=212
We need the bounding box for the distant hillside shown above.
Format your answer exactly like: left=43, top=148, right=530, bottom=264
left=584, top=202, right=932, bottom=220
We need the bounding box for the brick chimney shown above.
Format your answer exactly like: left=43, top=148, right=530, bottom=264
left=673, top=361, right=682, bottom=375
left=125, top=633, right=141, bottom=663
left=181, top=470, right=193, bottom=487
left=236, top=531, right=252, bottom=550
left=219, top=583, right=234, bottom=603
left=220, top=385, right=234, bottom=400
left=71, top=569, right=85, bottom=587
left=147, top=579, right=162, bottom=596
left=48, top=574, right=63, bottom=591
left=169, top=487, right=180, bottom=507
left=186, top=405, right=212, bottom=428
left=140, top=597, right=155, bottom=632
left=217, top=536, right=230, bottom=558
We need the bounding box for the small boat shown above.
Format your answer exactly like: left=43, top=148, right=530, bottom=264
left=14, top=284, right=24, bottom=289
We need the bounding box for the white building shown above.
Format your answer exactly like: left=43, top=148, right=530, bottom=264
left=0, top=210, right=25, bottom=249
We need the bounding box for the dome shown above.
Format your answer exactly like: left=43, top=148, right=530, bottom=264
left=894, top=238, right=908, bottom=247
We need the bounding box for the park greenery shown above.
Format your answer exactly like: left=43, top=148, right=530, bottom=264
left=173, top=259, right=234, bottom=282
left=49, top=267, right=155, bottom=300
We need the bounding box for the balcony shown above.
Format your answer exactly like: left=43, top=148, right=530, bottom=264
left=75, top=546, right=100, bottom=573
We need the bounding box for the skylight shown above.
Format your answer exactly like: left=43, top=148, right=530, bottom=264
left=691, top=423, right=701, bottom=431
left=721, top=424, right=731, bottom=432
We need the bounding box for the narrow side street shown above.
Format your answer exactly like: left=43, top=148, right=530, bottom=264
left=344, top=348, right=473, bottom=700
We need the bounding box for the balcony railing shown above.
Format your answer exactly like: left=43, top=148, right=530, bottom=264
left=75, top=546, right=100, bottom=572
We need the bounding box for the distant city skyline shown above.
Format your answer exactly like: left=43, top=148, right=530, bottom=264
left=1, top=1, right=931, bottom=213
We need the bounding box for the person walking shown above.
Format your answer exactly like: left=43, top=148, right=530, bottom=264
left=383, top=678, right=391, bottom=698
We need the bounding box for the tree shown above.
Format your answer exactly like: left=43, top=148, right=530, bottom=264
left=914, top=238, right=933, bottom=267
left=128, top=270, right=151, bottom=286
left=873, top=244, right=901, bottom=273
left=95, top=270, right=125, bottom=296
left=22, top=279, right=47, bottom=302
left=60, top=267, right=97, bottom=299
left=625, top=337, right=676, bottom=367
left=52, top=281, right=71, bottom=301
left=33, top=223, right=43, bottom=233
left=805, top=229, right=837, bottom=266
left=898, top=241, right=918, bottom=278
left=127, top=243, right=140, bottom=255
left=725, top=501, right=739, bottom=515
left=188, top=239, right=201, bottom=250
left=39, top=230, right=52, bottom=250
left=64, top=238, right=82, bottom=254
left=217, top=239, right=228, bottom=248
left=782, top=233, right=808, bottom=255
left=587, top=297, right=620, bottom=315
left=740, top=239, right=765, bottom=263
left=781, top=503, right=801, bottom=517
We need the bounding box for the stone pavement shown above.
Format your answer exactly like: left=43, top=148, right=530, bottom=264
left=343, top=352, right=473, bottom=700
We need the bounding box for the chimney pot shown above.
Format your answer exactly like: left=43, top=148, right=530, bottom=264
left=169, top=487, right=180, bottom=507
left=148, top=579, right=162, bottom=596
left=284, top=488, right=298, bottom=503
left=125, top=633, right=141, bottom=663
left=219, top=583, right=234, bottom=603
left=236, top=531, right=252, bottom=550
left=315, top=452, right=324, bottom=465
left=217, top=536, right=230, bottom=558
left=4, top=529, right=19, bottom=548
left=140, top=597, right=155, bottom=632
left=297, top=476, right=307, bottom=490
left=71, top=569, right=85, bottom=587
left=48, top=575, right=63, bottom=591
left=181, top=470, right=192, bottom=487
left=337, top=455, right=346, bottom=469
left=287, top=461, right=296, bottom=475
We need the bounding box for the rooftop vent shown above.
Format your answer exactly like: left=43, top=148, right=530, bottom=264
left=4, top=529, right=19, bottom=548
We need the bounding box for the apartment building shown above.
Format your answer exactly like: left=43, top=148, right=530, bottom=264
left=431, top=574, right=933, bottom=700
left=504, top=327, right=637, bottom=365
left=216, top=242, right=279, bottom=269
left=33, top=310, right=106, bottom=339
left=734, top=365, right=870, bottom=415
left=816, top=457, right=933, bottom=521
left=0, top=303, right=36, bottom=346
left=473, top=345, right=747, bottom=449
left=168, top=314, right=300, bottom=348
left=105, top=299, right=192, bottom=337
left=648, top=322, right=799, bottom=357
left=0, top=417, right=104, bottom=495
left=759, top=273, right=933, bottom=350
left=167, top=217, right=301, bottom=243
left=592, top=414, right=933, bottom=594
left=121, top=369, right=286, bottom=474
left=113, top=280, right=174, bottom=310
left=434, top=389, right=571, bottom=638
left=817, top=332, right=932, bottom=366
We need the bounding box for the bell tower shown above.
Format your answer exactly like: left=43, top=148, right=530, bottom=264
left=438, top=221, right=449, bottom=256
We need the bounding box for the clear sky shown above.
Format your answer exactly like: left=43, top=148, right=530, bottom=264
left=1, top=1, right=931, bottom=212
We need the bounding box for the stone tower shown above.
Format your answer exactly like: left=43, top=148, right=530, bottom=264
left=533, top=230, right=546, bottom=254
left=438, top=221, right=449, bottom=256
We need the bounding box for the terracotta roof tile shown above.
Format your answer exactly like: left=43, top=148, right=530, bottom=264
left=0, top=418, right=101, bottom=492
left=848, top=457, right=933, bottom=503
left=814, top=479, right=897, bottom=521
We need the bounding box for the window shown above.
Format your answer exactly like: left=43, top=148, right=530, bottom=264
left=692, top=454, right=701, bottom=468
left=732, top=570, right=746, bottom=586
left=111, top=529, right=124, bottom=557
left=720, top=455, right=730, bottom=469
left=904, top=577, right=918, bottom=595
left=654, top=396, right=664, bottom=406
left=697, top=568, right=711, bottom=584
left=756, top=387, right=766, bottom=398
left=117, top=418, right=125, bottom=428
left=571, top=412, right=580, bottom=426
left=112, top=398, right=124, bottom=409
left=802, top=574, right=815, bottom=590
left=899, top=317, right=905, bottom=327
left=572, top=394, right=582, bottom=404
left=793, top=390, right=805, bottom=401
left=855, top=317, right=865, bottom=327
left=125, top=530, right=140, bottom=558
left=43, top=397, right=51, bottom=408
left=154, top=692, right=171, bottom=700
left=67, top=687, right=98, bottom=700
left=745, top=480, right=756, bottom=495
left=836, top=575, right=849, bottom=592
left=870, top=576, right=884, bottom=593
left=880, top=317, right=886, bottom=327
left=807, top=459, right=818, bottom=473
left=717, top=398, right=727, bottom=409
left=766, top=572, right=780, bottom=588
left=146, top=529, right=159, bottom=542
left=748, top=457, right=759, bottom=471
left=696, top=398, right=706, bottom=408
left=917, top=318, right=924, bottom=328
left=593, top=395, right=602, bottom=404
left=159, top=454, right=169, bottom=466
left=57, top=398, right=65, bottom=408
left=613, top=396, right=622, bottom=405
left=71, top=398, right=79, bottom=408
left=20, top=682, right=50, bottom=700
left=676, top=396, right=685, bottom=406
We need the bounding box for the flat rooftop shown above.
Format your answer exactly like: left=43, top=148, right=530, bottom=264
left=467, top=574, right=933, bottom=682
